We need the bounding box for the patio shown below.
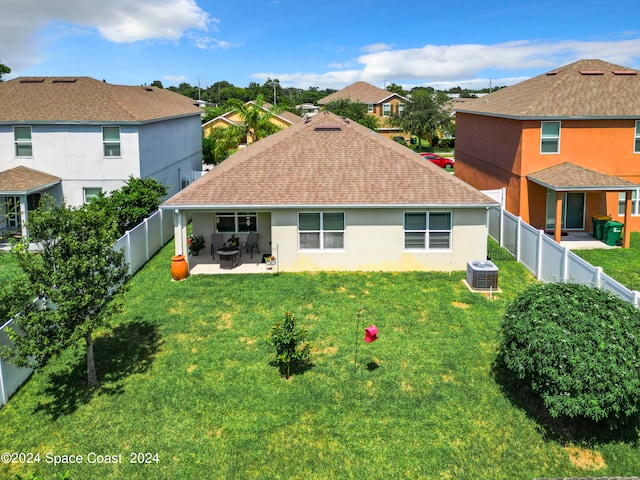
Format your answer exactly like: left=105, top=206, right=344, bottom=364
left=552, top=231, right=617, bottom=250
left=187, top=249, right=275, bottom=275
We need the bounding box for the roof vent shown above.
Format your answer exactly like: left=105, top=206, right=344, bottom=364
left=314, top=126, right=342, bottom=132
left=579, top=70, right=604, bottom=75
left=19, top=78, right=45, bottom=84
left=52, top=78, right=77, bottom=83
left=546, top=71, right=558, bottom=76
left=612, top=70, right=637, bottom=76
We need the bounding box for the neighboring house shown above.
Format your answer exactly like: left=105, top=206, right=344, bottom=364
left=0, top=76, right=203, bottom=237
left=454, top=59, right=640, bottom=247
left=317, top=82, right=409, bottom=139
left=162, top=111, right=497, bottom=273
left=202, top=101, right=303, bottom=145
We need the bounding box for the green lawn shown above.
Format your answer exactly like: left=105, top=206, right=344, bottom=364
left=573, top=232, right=640, bottom=291
left=1, top=244, right=639, bottom=479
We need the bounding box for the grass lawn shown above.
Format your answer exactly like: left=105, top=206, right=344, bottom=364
left=1, top=243, right=639, bottom=479
left=573, top=232, right=640, bottom=291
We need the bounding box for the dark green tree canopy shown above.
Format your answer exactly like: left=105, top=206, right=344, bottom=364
left=0, top=195, right=129, bottom=386
left=324, top=99, right=379, bottom=130
left=499, top=282, right=640, bottom=424
left=0, top=62, right=10, bottom=81
left=389, top=90, right=451, bottom=149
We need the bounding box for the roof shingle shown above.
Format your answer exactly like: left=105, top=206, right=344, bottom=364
left=456, top=59, right=640, bottom=119
left=318, top=81, right=405, bottom=105
left=0, top=166, right=61, bottom=193
left=527, top=162, right=639, bottom=190
left=0, top=77, right=202, bottom=123
left=164, top=111, right=496, bottom=208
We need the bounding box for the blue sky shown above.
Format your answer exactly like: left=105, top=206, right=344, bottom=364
left=2, top=0, right=640, bottom=91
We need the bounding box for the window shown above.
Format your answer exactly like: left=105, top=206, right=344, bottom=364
left=382, top=103, right=391, bottom=116
left=618, top=190, right=640, bottom=216
left=102, top=126, right=121, bottom=157
left=14, top=126, right=32, bottom=157
left=398, top=103, right=405, bottom=116
left=298, top=212, right=345, bottom=250
left=404, top=212, right=452, bottom=250
left=83, top=188, right=103, bottom=204
left=367, top=104, right=374, bottom=113
left=215, top=212, right=257, bottom=233
left=27, top=193, right=41, bottom=211
left=540, top=121, right=560, bottom=153
left=635, top=121, right=640, bottom=153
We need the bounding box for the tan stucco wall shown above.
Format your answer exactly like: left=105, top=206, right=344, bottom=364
left=271, top=208, right=487, bottom=272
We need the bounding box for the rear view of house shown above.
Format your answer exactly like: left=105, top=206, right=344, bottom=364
left=163, top=111, right=497, bottom=273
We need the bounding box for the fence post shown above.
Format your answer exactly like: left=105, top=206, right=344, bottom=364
left=144, top=217, right=150, bottom=262
left=536, top=229, right=543, bottom=281
left=562, top=246, right=569, bottom=282
left=0, top=357, right=6, bottom=406
left=126, top=232, right=133, bottom=276
left=594, top=266, right=603, bottom=288
left=499, top=207, right=504, bottom=248
left=516, top=216, right=522, bottom=263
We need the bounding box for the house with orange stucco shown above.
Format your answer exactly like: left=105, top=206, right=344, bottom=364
left=318, top=82, right=409, bottom=139
left=455, top=59, right=640, bottom=247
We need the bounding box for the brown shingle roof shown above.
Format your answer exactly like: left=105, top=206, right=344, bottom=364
left=318, top=81, right=406, bottom=105
left=457, top=59, right=640, bottom=118
left=0, top=77, right=202, bottom=123
left=163, top=111, right=496, bottom=208
left=527, top=162, right=639, bottom=191
left=0, top=166, right=61, bottom=193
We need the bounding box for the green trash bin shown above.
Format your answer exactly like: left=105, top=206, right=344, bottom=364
left=591, top=215, right=611, bottom=240
left=603, top=220, right=623, bottom=246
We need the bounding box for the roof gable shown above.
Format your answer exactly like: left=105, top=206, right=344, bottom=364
left=318, top=81, right=408, bottom=105
left=457, top=59, right=640, bottom=119
left=0, top=166, right=61, bottom=193
left=164, top=111, right=495, bottom=208
left=0, top=77, right=202, bottom=123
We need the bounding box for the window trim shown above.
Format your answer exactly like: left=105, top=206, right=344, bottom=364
left=102, top=126, right=121, bottom=157
left=14, top=125, right=33, bottom=157
left=540, top=121, right=561, bottom=154
left=618, top=189, right=640, bottom=216
left=83, top=187, right=103, bottom=204
left=634, top=120, right=640, bottom=154
left=367, top=104, right=374, bottom=113
left=403, top=211, right=453, bottom=251
left=382, top=103, right=391, bottom=117
left=215, top=212, right=258, bottom=233
left=298, top=211, right=345, bottom=251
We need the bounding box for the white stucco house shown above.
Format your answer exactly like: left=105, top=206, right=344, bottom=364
left=162, top=111, right=498, bottom=273
left=0, top=76, right=202, bottom=237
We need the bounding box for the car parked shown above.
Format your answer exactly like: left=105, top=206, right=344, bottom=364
left=420, top=153, right=455, bottom=169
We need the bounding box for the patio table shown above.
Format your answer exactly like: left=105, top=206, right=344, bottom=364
left=216, top=249, right=239, bottom=269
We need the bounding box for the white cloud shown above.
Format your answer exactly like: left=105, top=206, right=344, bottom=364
left=259, top=38, right=640, bottom=90
left=162, top=75, right=188, bottom=83
left=0, top=0, right=212, bottom=71
left=361, top=43, right=395, bottom=54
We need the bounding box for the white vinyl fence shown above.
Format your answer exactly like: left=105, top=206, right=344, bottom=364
left=1, top=209, right=175, bottom=407
left=488, top=206, right=640, bottom=308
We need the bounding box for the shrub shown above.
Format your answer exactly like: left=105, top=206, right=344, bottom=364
left=499, top=282, right=640, bottom=423
left=269, top=311, right=311, bottom=379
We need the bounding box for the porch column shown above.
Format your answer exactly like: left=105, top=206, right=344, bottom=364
left=19, top=195, right=27, bottom=238
left=173, top=209, right=189, bottom=261
left=623, top=190, right=632, bottom=248
left=554, top=191, right=563, bottom=244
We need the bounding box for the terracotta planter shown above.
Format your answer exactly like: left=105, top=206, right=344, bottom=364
left=171, top=254, right=189, bottom=281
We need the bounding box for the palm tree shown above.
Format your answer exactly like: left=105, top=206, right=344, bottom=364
left=228, top=95, right=280, bottom=144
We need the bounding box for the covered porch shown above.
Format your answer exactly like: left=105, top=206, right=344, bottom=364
left=0, top=166, right=61, bottom=242
left=527, top=163, right=639, bottom=248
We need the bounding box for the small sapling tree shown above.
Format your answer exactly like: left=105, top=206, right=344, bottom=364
left=499, top=282, right=640, bottom=425
left=269, top=311, right=311, bottom=379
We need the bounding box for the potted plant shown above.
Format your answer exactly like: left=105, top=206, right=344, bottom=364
left=188, top=234, right=205, bottom=256
left=228, top=234, right=240, bottom=249
left=265, top=255, right=276, bottom=270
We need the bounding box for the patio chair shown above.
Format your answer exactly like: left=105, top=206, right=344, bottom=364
left=241, top=232, right=259, bottom=259
left=211, top=233, right=224, bottom=259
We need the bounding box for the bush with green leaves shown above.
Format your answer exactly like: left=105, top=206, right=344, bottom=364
left=269, top=311, right=311, bottom=379
left=499, top=282, right=640, bottom=422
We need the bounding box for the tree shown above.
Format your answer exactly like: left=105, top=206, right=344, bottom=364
left=0, top=62, right=10, bottom=81
left=88, top=177, right=168, bottom=236
left=388, top=90, right=451, bottom=150
left=269, top=311, right=311, bottom=379
left=0, top=195, right=129, bottom=387
left=228, top=94, right=280, bottom=143
left=150, top=80, right=163, bottom=89
left=202, top=125, right=244, bottom=165
left=386, top=82, right=407, bottom=97
left=499, top=282, right=640, bottom=424
left=324, top=99, right=379, bottom=130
